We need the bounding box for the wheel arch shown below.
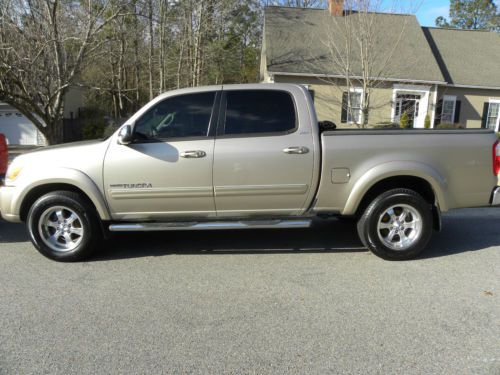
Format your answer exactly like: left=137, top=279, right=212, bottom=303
left=342, top=162, right=448, bottom=219
left=17, top=170, right=111, bottom=222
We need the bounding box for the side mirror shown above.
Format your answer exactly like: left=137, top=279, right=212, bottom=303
left=117, top=124, right=133, bottom=145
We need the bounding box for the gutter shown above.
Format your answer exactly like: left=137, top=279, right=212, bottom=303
left=269, top=71, right=447, bottom=86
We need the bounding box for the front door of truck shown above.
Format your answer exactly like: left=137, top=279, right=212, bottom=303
left=213, top=89, right=315, bottom=217
left=103, top=90, right=220, bottom=220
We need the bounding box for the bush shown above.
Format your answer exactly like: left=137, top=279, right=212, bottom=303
left=372, top=122, right=400, bottom=129
left=399, top=112, right=410, bottom=129
left=82, top=121, right=106, bottom=139
left=424, top=114, right=431, bottom=129
left=436, top=123, right=461, bottom=129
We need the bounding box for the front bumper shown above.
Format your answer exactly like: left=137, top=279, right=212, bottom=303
left=0, top=186, right=21, bottom=222
left=491, top=187, right=500, bottom=206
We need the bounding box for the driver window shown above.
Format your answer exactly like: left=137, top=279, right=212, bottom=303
left=134, top=92, right=215, bottom=140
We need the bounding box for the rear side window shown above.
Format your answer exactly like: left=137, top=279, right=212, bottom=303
left=223, top=90, right=296, bottom=135
left=134, top=92, right=215, bottom=140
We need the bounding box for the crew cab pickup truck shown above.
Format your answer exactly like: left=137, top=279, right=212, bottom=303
left=1, top=84, right=499, bottom=261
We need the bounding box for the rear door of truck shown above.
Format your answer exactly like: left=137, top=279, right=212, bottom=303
left=212, top=86, right=317, bottom=217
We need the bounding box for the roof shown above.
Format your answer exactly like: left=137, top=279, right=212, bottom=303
left=422, top=27, right=500, bottom=88
left=263, top=6, right=445, bottom=84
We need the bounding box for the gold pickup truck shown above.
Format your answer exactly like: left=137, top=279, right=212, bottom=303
left=1, top=84, right=499, bottom=261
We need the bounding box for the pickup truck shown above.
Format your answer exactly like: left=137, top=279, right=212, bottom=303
left=1, top=84, right=499, bottom=262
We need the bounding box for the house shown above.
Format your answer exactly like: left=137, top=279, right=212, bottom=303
left=260, top=1, right=500, bottom=130
left=0, top=87, right=84, bottom=146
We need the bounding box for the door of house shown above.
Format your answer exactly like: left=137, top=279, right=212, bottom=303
left=395, top=94, right=421, bottom=127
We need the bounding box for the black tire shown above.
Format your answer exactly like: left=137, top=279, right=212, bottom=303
left=26, top=191, right=102, bottom=262
left=357, top=188, right=433, bottom=260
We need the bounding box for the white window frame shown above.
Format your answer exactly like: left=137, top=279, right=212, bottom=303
left=347, top=87, right=364, bottom=125
left=441, top=95, right=457, bottom=124
left=487, top=98, right=500, bottom=132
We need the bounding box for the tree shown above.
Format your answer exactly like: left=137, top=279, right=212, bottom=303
left=435, top=0, right=498, bottom=30
left=0, top=0, right=127, bottom=144
left=312, top=0, right=412, bottom=128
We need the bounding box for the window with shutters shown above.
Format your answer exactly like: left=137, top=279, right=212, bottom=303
left=441, top=95, right=456, bottom=124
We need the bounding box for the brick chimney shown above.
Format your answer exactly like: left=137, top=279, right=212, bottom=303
left=328, top=0, right=344, bottom=16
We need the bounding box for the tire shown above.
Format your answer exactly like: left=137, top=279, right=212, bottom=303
left=357, top=188, right=433, bottom=260
left=27, top=191, right=102, bottom=262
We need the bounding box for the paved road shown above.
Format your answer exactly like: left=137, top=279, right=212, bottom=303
left=0, top=209, right=499, bottom=375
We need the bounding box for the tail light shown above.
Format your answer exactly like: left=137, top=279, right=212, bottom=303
left=493, top=140, right=500, bottom=176
left=0, top=134, right=7, bottom=176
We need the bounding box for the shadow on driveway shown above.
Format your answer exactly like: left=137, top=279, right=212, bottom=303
left=2, top=211, right=499, bottom=261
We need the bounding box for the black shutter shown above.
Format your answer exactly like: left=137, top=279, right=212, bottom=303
left=481, top=102, right=489, bottom=128
left=434, top=99, right=443, bottom=126
left=453, top=100, right=461, bottom=124
left=341, top=92, right=348, bottom=123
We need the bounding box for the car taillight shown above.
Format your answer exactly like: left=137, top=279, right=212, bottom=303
left=493, top=140, right=500, bottom=176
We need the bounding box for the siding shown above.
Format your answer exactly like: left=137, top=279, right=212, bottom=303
left=437, top=87, right=500, bottom=128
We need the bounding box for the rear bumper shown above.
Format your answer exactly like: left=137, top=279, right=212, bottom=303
left=491, top=187, right=500, bottom=206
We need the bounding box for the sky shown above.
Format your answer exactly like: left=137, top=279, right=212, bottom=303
left=414, top=0, right=450, bottom=26
left=380, top=0, right=450, bottom=26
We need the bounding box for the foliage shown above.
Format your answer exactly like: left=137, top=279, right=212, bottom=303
left=372, top=122, right=400, bottom=129
left=436, top=123, right=460, bottom=129
left=435, top=0, right=499, bottom=30
left=0, top=0, right=266, bottom=144
left=80, top=108, right=107, bottom=140
left=399, top=112, right=410, bottom=129
left=424, top=114, right=431, bottom=129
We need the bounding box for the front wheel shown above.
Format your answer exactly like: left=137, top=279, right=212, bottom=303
left=357, top=189, right=433, bottom=260
left=27, top=191, right=102, bottom=261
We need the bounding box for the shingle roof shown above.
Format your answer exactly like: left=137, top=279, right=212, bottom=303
left=422, top=27, right=500, bottom=88
left=264, top=6, right=445, bottom=83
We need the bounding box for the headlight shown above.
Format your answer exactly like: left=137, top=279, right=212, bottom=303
left=5, top=165, right=22, bottom=183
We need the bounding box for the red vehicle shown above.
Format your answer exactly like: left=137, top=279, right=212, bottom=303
left=0, top=134, right=8, bottom=182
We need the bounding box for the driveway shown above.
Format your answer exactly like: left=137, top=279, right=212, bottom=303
left=0, top=208, right=499, bottom=374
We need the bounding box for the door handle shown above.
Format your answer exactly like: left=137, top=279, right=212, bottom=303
left=283, top=146, right=309, bottom=155
left=180, top=150, right=206, bottom=158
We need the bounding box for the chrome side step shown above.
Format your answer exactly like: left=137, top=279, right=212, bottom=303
left=109, top=219, right=311, bottom=232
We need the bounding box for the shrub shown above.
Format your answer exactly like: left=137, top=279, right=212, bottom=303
left=399, top=112, right=410, bottom=129
left=80, top=107, right=106, bottom=140
left=424, top=114, right=431, bottom=129
left=436, top=123, right=458, bottom=129
left=372, top=122, right=400, bottom=129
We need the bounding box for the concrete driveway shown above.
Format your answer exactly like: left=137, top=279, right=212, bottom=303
left=0, top=208, right=499, bottom=374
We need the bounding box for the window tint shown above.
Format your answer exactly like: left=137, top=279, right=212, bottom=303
left=224, top=90, right=296, bottom=135
left=134, top=92, right=215, bottom=139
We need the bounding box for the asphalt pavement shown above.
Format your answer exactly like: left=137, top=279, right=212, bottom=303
left=0, top=208, right=499, bottom=374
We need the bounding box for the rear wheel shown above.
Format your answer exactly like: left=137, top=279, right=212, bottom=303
left=27, top=191, right=102, bottom=261
left=357, top=189, right=433, bottom=260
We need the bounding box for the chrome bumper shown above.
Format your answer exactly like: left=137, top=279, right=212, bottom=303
left=491, top=187, right=500, bottom=206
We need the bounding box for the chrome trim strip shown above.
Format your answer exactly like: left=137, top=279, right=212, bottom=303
left=109, top=220, right=312, bottom=232
left=109, top=187, right=213, bottom=200
left=215, top=184, right=308, bottom=197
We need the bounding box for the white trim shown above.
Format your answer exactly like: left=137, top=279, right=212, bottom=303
left=269, top=71, right=446, bottom=85
left=347, top=87, right=364, bottom=125
left=430, top=84, right=438, bottom=128
left=446, top=83, right=500, bottom=90
left=488, top=98, right=500, bottom=132
left=391, top=84, right=431, bottom=128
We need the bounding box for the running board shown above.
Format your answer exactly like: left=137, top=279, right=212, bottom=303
left=109, top=219, right=311, bottom=232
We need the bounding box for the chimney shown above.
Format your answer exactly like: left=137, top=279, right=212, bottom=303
left=328, top=0, right=344, bottom=16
